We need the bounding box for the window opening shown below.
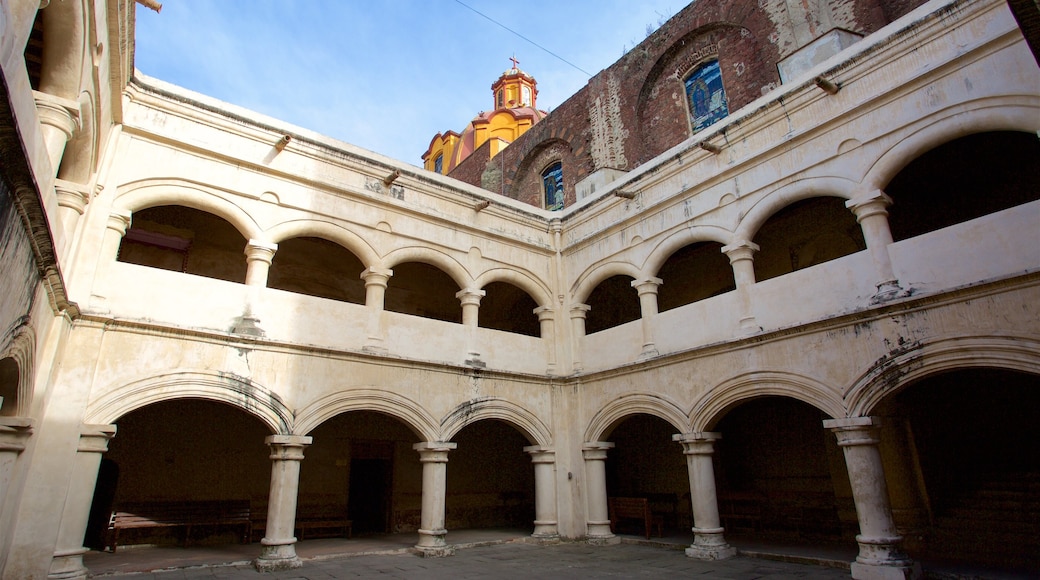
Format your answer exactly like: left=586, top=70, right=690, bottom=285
left=685, top=60, right=728, bottom=133
left=434, top=153, right=443, bottom=174
left=542, top=162, right=564, bottom=211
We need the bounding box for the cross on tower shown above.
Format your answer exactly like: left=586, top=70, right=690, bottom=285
left=509, top=55, right=520, bottom=70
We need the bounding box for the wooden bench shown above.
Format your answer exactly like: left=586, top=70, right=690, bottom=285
left=608, top=497, right=663, bottom=539
left=718, top=490, right=765, bottom=532
left=295, top=506, right=352, bottom=540
left=106, top=500, right=251, bottom=552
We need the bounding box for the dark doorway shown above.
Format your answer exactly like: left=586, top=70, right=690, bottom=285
left=348, top=457, right=392, bottom=534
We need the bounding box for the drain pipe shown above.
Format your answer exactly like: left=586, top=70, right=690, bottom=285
left=136, top=0, right=162, bottom=13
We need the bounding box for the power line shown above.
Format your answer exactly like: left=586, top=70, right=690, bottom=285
left=453, top=0, right=594, bottom=77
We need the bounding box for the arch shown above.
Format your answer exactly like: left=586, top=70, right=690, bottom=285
left=733, top=176, right=859, bottom=244
left=84, top=370, right=291, bottom=434
left=642, top=224, right=733, bottom=277
left=690, top=371, right=846, bottom=432
left=266, top=219, right=380, bottom=269
left=114, top=179, right=262, bottom=241
left=474, top=267, right=552, bottom=309
left=294, top=388, right=439, bottom=442
left=584, top=393, right=690, bottom=442
left=441, top=397, right=552, bottom=447
left=571, top=260, right=643, bottom=305
left=382, top=246, right=473, bottom=291
left=845, top=334, right=1040, bottom=417
left=0, top=319, right=35, bottom=417
left=862, top=99, right=1040, bottom=192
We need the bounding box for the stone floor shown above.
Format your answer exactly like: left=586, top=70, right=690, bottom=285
left=82, top=529, right=1035, bottom=579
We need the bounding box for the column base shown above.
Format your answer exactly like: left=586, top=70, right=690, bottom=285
left=586, top=534, right=620, bottom=546
left=48, top=548, right=89, bottom=580
left=870, top=281, right=906, bottom=304
left=530, top=532, right=560, bottom=544
left=416, top=545, right=456, bottom=558
left=685, top=528, right=736, bottom=560
left=851, top=561, right=922, bottom=580
left=254, top=541, right=302, bottom=572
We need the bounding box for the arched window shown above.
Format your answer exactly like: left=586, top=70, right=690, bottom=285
left=434, top=153, right=443, bottom=174
left=684, top=60, right=728, bottom=133
left=542, top=162, right=564, bottom=211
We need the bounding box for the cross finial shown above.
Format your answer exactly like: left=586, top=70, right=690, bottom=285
left=509, top=54, right=520, bottom=70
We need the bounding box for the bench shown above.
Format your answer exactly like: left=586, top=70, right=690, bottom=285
left=250, top=504, right=352, bottom=541
left=106, top=500, right=251, bottom=552
left=718, top=490, right=765, bottom=532
left=608, top=497, right=663, bottom=539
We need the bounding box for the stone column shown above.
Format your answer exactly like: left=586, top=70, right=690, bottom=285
left=361, top=267, right=393, bottom=353
left=255, top=434, right=311, bottom=572
left=243, top=240, right=278, bottom=287
left=414, top=442, right=457, bottom=557
left=456, top=288, right=486, bottom=367
left=721, top=240, right=760, bottom=333
left=847, top=191, right=903, bottom=302
left=581, top=442, right=617, bottom=544
left=673, top=433, right=736, bottom=560
left=631, top=277, right=663, bottom=358
left=54, top=179, right=91, bottom=244
left=824, top=417, right=921, bottom=580
left=569, top=304, right=591, bottom=372
left=100, top=210, right=132, bottom=265
left=47, top=424, right=115, bottom=580
left=33, top=90, right=80, bottom=178
left=534, top=306, right=558, bottom=374
left=525, top=446, right=559, bottom=540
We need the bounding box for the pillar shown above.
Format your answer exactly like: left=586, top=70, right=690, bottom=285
left=456, top=288, right=486, bottom=367
left=824, top=417, right=921, bottom=580
left=569, top=304, right=591, bottom=372
left=721, top=240, right=760, bottom=333
left=100, top=210, right=132, bottom=265
left=414, top=442, right=456, bottom=557
left=673, top=433, right=736, bottom=560
left=54, top=179, right=91, bottom=245
left=47, top=424, right=116, bottom=580
left=0, top=418, right=34, bottom=520
left=254, top=434, right=311, bottom=572
left=534, top=306, right=557, bottom=374
left=631, top=277, right=662, bottom=358
left=243, top=240, right=277, bottom=287
left=33, top=91, right=80, bottom=178
left=581, top=442, right=617, bottom=544
left=524, top=446, right=559, bottom=540
left=847, top=190, right=903, bottom=302
left=361, top=267, right=393, bottom=352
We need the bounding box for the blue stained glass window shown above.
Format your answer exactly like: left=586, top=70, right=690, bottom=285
left=685, top=60, right=728, bottom=133
left=543, top=162, right=564, bottom=211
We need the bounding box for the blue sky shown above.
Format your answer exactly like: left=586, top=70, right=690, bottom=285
left=133, top=1, right=679, bottom=166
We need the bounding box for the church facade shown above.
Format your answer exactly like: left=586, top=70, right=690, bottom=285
left=0, top=1, right=1038, bottom=579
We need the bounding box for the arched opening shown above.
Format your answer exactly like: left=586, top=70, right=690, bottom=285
left=604, top=414, right=688, bottom=538
left=585, top=275, right=640, bottom=335
left=118, top=206, right=247, bottom=284
left=713, top=397, right=853, bottom=547
left=0, top=357, right=19, bottom=417
left=384, top=262, right=461, bottom=324
left=447, top=420, right=534, bottom=532
left=301, top=411, right=421, bottom=536
left=886, top=131, right=1040, bottom=241
left=92, top=399, right=272, bottom=551
left=656, top=241, right=734, bottom=312
left=879, top=368, right=1040, bottom=571
left=752, top=197, right=865, bottom=283
left=267, top=236, right=366, bottom=304
left=478, top=281, right=539, bottom=337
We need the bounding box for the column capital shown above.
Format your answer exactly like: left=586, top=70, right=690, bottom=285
left=673, top=432, right=721, bottom=454
left=533, top=305, right=554, bottom=321
left=846, top=190, right=893, bottom=222
left=524, top=445, right=555, bottom=463
left=721, top=239, right=759, bottom=262
left=106, top=209, right=132, bottom=236
left=245, top=239, right=278, bottom=262
left=33, top=90, right=81, bottom=138
left=414, top=441, right=456, bottom=461
left=824, top=416, right=882, bottom=447
left=54, top=179, right=91, bottom=215
left=581, top=441, right=614, bottom=460
left=265, top=434, right=312, bottom=446
left=455, top=288, right=485, bottom=305
left=631, top=276, right=663, bottom=294
left=265, top=434, right=311, bottom=461
left=361, top=266, right=393, bottom=286
left=0, top=417, right=34, bottom=452
left=569, top=303, right=591, bottom=319
left=78, top=424, right=117, bottom=453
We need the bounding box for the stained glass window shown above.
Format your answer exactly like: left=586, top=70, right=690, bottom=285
left=685, top=60, right=728, bottom=133
left=543, top=162, right=564, bottom=211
